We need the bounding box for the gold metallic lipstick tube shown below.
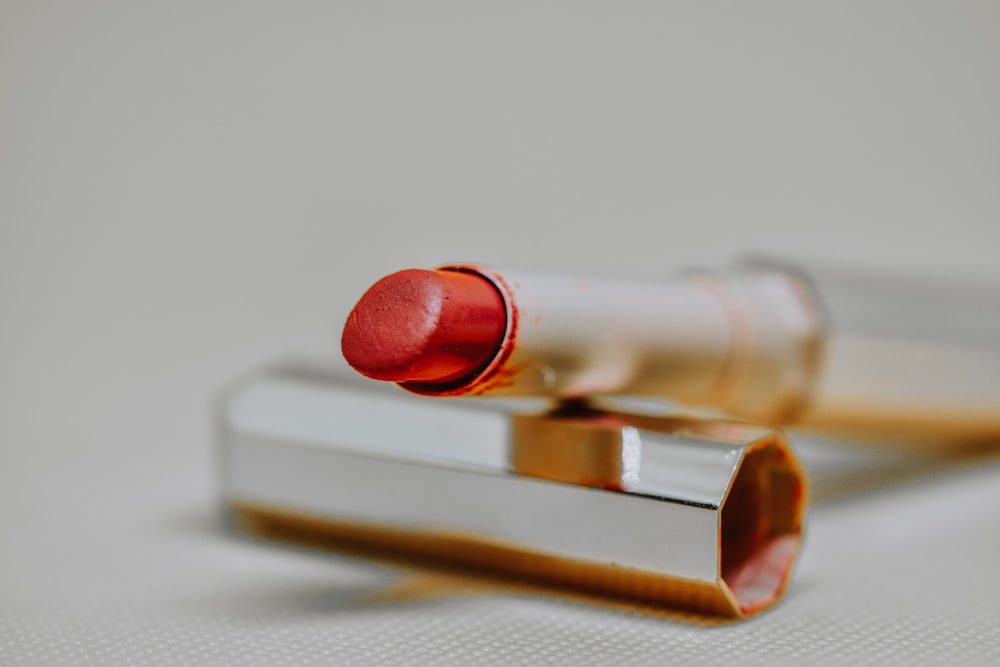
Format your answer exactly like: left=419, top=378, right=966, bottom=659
left=219, top=364, right=807, bottom=619
left=400, top=261, right=1000, bottom=447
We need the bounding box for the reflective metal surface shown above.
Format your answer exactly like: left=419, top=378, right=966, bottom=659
left=220, top=362, right=808, bottom=619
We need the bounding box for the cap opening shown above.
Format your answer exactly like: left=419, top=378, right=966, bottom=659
left=720, top=439, right=806, bottom=615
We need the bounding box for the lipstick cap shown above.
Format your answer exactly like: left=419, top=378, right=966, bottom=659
left=219, top=362, right=808, bottom=619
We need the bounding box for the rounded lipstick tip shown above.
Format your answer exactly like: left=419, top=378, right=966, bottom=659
left=341, top=268, right=506, bottom=385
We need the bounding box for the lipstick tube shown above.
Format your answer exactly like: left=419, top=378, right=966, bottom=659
left=220, top=364, right=807, bottom=619
left=388, top=261, right=1000, bottom=447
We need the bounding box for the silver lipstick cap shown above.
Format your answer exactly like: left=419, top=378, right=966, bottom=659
left=219, top=362, right=808, bottom=619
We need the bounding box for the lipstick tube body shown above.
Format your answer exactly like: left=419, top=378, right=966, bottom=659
left=790, top=263, right=1000, bottom=446
left=399, top=263, right=1000, bottom=446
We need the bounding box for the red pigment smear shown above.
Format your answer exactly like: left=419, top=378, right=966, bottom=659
left=726, top=534, right=800, bottom=615
left=341, top=269, right=507, bottom=385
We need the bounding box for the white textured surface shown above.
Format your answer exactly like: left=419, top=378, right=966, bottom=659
left=3, top=442, right=1000, bottom=666
left=3, top=2, right=1000, bottom=664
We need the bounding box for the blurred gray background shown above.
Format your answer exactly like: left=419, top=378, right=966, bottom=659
left=2, top=2, right=999, bottom=664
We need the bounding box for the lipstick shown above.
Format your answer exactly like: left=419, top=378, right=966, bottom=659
left=341, top=268, right=507, bottom=385
left=342, top=261, right=1000, bottom=446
